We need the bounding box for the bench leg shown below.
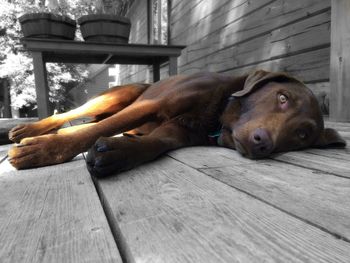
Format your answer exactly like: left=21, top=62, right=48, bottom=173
left=153, top=61, right=160, bottom=82
left=169, top=56, right=178, bottom=75
left=32, top=52, right=50, bottom=119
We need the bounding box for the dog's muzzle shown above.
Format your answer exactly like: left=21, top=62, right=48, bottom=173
left=247, top=128, right=273, bottom=158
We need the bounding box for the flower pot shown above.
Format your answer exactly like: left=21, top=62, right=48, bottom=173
left=19, top=13, right=76, bottom=40
left=78, top=14, right=131, bottom=43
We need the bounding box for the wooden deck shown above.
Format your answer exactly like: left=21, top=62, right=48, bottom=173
left=0, top=121, right=349, bottom=262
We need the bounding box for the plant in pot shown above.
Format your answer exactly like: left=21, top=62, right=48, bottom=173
left=18, top=0, right=76, bottom=40
left=77, top=0, right=132, bottom=43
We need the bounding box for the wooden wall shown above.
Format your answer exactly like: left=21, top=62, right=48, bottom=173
left=118, top=0, right=151, bottom=83
left=330, top=0, right=350, bottom=121
left=120, top=0, right=331, bottom=109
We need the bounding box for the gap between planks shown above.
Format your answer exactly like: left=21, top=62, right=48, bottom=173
left=92, top=176, right=135, bottom=263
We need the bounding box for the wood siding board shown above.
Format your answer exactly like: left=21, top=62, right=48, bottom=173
left=224, top=47, right=330, bottom=82
left=175, top=0, right=330, bottom=70
left=119, top=65, right=149, bottom=84
left=178, top=13, right=330, bottom=76
left=96, top=157, right=350, bottom=262
left=179, top=9, right=329, bottom=71
left=172, top=0, right=273, bottom=45
left=181, top=47, right=329, bottom=83
left=170, top=0, right=207, bottom=26
left=307, top=82, right=330, bottom=95
left=172, top=0, right=329, bottom=47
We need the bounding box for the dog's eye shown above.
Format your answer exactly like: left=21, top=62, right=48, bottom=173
left=278, top=94, right=288, bottom=104
left=296, top=130, right=307, bottom=140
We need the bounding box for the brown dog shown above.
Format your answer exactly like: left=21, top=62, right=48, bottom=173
left=8, top=70, right=346, bottom=176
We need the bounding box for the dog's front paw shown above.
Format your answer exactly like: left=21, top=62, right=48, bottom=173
left=9, top=124, right=35, bottom=143
left=8, top=134, right=76, bottom=169
left=86, top=137, right=135, bottom=177
left=9, top=121, right=55, bottom=143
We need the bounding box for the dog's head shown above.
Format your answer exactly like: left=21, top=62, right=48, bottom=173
left=218, top=70, right=346, bottom=158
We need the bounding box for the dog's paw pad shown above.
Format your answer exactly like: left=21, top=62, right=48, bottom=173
left=95, top=137, right=112, bottom=152
left=97, top=145, right=109, bottom=152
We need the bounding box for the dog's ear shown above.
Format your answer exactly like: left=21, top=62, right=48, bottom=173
left=312, top=128, right=347, bottom=148
left=232, top=70, right=304, bottom=97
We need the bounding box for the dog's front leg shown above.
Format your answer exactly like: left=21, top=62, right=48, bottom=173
left=8, top=100, right=160, bottom=170
left=86, top=121, right=206, bottom=177
left=8, top=84, right=149, bottom=143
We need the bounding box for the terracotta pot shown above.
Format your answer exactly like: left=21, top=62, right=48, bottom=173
left=19, top=13, right=76, bottom=40
left=78, top=14, right=131, bottom=43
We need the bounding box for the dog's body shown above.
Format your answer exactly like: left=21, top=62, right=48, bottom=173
left=8, top=70, right=346, bottom=176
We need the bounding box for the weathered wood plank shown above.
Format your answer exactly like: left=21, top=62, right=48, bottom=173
left=330, top=0, right=350, bottom=121
left=302, top=147, right=350, bottom=160
left=271, top=151, right=350, bottom=178
left=172, top=0, right=272, bottom=44
left=274, top=122, right=350, bottom=172
left=171, top=0, right=246, bottom=38
left=199, top=160, right=350, bottom=241
left=179, top=12, right=330, bottom=76
left=174, top=0, right=330, bottom=66
left=171, top=0, right=207, bottom=26
left=220, top=47, right=330, bottom=83
left=180, top=47, right=329, bottom=84
left=96, top=157, right=350, bottom=262
left=168, top=146, right=267, bottom=169
left=0, top=158, right=122, bottom=263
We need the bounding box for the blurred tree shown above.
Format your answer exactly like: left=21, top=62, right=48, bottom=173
left=0, top=0, right=90, bottom=113
left=0, top=0, right=133, bottom=114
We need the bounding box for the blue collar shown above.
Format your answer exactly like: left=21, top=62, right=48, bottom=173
left=208, top=127, right=222, bottom=145
left=208, top=129, right=222, bottom=138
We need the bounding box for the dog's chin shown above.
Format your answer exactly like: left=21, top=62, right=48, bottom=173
left=234, top=137, right=273, bottom=159
left=233, top=138, right=248, bottom=157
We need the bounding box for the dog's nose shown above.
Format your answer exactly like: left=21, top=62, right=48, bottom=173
left=249, top=128, right=273, bottom=158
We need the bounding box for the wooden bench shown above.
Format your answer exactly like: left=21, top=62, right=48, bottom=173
left=0, top=120, right=349, bottom=262
left=21, top=38, right=185, bottom=119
